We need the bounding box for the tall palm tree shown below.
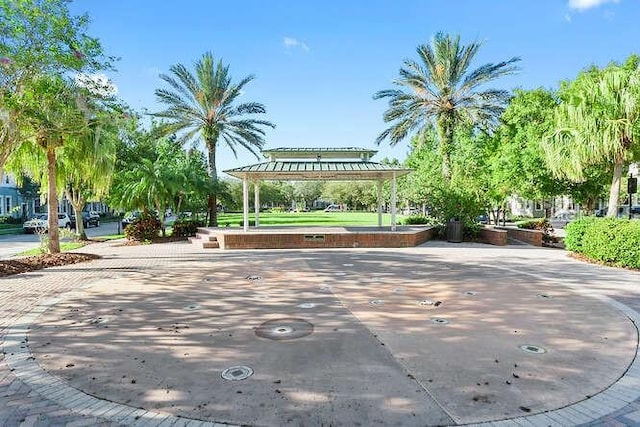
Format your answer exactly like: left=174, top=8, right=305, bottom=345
left=374, top=32, right=520, bottom=180
left=543, top=56, right=640, bottom=218
left=154, top=52, right=275, bottom=227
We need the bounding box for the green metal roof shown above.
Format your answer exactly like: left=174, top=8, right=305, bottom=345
left=261, top=147, right=378, bottom=160
left=224, top=161, right=411, bottom=181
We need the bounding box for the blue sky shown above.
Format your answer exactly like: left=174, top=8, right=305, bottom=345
left=70, top=0, right=639, bottom=176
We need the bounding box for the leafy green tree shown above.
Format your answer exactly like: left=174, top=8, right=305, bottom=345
left=7, top=75, right=90, bottom=252
left=153, top=52, right=275, bottom=227
left=543, top=56, right=640, bottom=217
left=293, top=181, right=324, bottom=209
left=1, top=0, right=114, bottom=252
left=374, top=32, right=519, bottom=180
left=0, top=0, right=114, bottom=169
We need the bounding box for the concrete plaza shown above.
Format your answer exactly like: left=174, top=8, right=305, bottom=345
left=1, top=240, right=640, bottom=426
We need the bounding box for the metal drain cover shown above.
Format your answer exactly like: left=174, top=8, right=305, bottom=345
left=430, top=318, right=450, bottom=325
left=202, top=277, right=215, bottom=283
left=370, top=299, right=384, bottom=305
left=221, top=366, right=254, bottom=381
left=255, top=318, right=314, bottom=340
left=519, top=344, right=547, bottom=354
left=297, top=303, right=317, bottom=309
left=463, top=291, right=477, bottom=296
left=183, top=304, right=200, bottom=311
left=246, top=275, right=263, bottom=281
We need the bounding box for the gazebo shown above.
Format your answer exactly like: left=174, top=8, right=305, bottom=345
left=223, top=147, right=412, bottom=232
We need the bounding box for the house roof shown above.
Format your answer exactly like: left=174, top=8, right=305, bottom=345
left=223, top=161, right=411, bottom=181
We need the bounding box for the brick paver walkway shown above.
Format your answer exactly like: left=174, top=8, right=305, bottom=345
left=0, top=239, right=639, bottom=426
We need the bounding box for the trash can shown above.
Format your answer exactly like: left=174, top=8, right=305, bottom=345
left=446, top=219, right=463, bottom=243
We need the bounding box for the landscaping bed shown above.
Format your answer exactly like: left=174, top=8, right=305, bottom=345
left=0, top=253, right=101, bottom=278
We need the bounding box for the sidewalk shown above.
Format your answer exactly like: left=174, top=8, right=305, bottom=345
left=1, top=240, right=639, bottom=426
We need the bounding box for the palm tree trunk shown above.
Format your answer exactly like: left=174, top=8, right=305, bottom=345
left=206, top=141, right=218, bottom=227
left=47, top=146, right=60, bottom=254
left=606, top=160, right=624, bottom=218
left=65, top=187, right=87, bottom=240
left=436, top=114, right=454, bottom=181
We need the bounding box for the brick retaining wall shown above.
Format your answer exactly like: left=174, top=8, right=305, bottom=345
left=216, top=227, right=436, bottom=250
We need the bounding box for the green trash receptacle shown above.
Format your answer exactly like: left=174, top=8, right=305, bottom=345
left=446, top=219, right=463, bottom=243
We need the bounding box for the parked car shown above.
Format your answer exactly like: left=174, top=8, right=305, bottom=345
left=70, top=211, right=100, bottom=228
left=324, top=204, right=341, bottom=212
left=121, top=212, right=141, bottom=229
left=549, top=210, right=576, bottom=229
left=23, top=213, right=72, bottom=233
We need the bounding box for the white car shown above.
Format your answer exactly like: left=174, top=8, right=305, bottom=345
left=23, top=213, right=72, bottom=233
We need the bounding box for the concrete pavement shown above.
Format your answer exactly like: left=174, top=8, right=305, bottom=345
left=1, top=240, right=640, bottom=426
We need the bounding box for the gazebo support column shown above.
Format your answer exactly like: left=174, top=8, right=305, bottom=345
left=254, top=181, right=260, bottom=228
left=242, top=177, right=249, bottom=232
left=377, top=180, right=383, bottom=227
left=391, top=172, right=397, bottom=231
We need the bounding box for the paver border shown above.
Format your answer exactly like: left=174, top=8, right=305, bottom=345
left=1, top=261, right=639, bottom=427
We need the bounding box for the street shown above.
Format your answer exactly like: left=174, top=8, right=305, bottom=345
left=0, top=221, right=121, bottom=259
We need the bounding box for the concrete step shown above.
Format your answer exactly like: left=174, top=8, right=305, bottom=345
left=190, top=232, right=220, bottom=249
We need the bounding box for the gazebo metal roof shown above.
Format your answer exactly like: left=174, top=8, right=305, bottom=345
left=225, top=146, right=410, bottom=181
left=223, top=161, right=410, bottom=181
left=261, top=147, right=378, bottom=161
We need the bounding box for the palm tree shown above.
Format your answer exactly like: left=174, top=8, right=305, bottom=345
left=543, top=56, right=640, bottom=218
left=374, top=32, right=520, bottom=180
left=154, top=52, right=275, bottom=227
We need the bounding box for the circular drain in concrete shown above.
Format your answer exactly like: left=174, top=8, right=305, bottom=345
left=202, top=277, right=215, bottom=283
left=221, top=366, right=254, bottom=381
left=183, top=304, right=200, bottom=311
left=370, top=299, right=384, bottom=305
left=246, top=275, right=263, bottom=281
left=537, top=294, right=553, bottom=299
left=255, top=318, right=314, bottom=340
left=430, top=317, right=450, bottom=325
left=297, top=303, right=317, bottom=309
left=463, top=291, right=477, bottom=296
left=519, top=344, right=547, bottom=354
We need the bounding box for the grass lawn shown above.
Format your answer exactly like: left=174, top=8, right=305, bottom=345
left=90, top=234, right=125, bottom=242
left=218, top=211, right=402, bottom=227
left=18, top=241, right=86, bottom=257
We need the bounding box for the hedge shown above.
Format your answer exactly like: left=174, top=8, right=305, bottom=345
left=171, top=219, right=205, bottom=237
left=565, top=218, right=640, bottom=269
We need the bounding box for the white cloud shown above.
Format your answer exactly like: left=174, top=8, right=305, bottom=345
left=74, top=73, right=118, bottom=97
left=283, top=37, right=309, bottom=52
left=568, top=0, right=619, bottom=11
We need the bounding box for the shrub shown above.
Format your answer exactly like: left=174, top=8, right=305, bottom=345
left=125, top=212, right=161, bottom=241
left=516, top=218, right=552, bottom=233
left=567, top=218, right=640, bottom=269
left=462, top=221, right=482, bottom=240
left=564, top=217, right=598, bottom=252
left=402, top=215, right=436, bottom=225
left=171, top=219, right=205, bottom=237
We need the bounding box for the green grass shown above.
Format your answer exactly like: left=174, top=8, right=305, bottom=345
left=218, top=211, right=400, bottom=227
left=89, top=234, right=125, bottom=242
left=17, top=241, right=86, bottom=257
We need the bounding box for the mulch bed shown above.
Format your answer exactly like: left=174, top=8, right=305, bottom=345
left=0, top=253, right=101, bottom=278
